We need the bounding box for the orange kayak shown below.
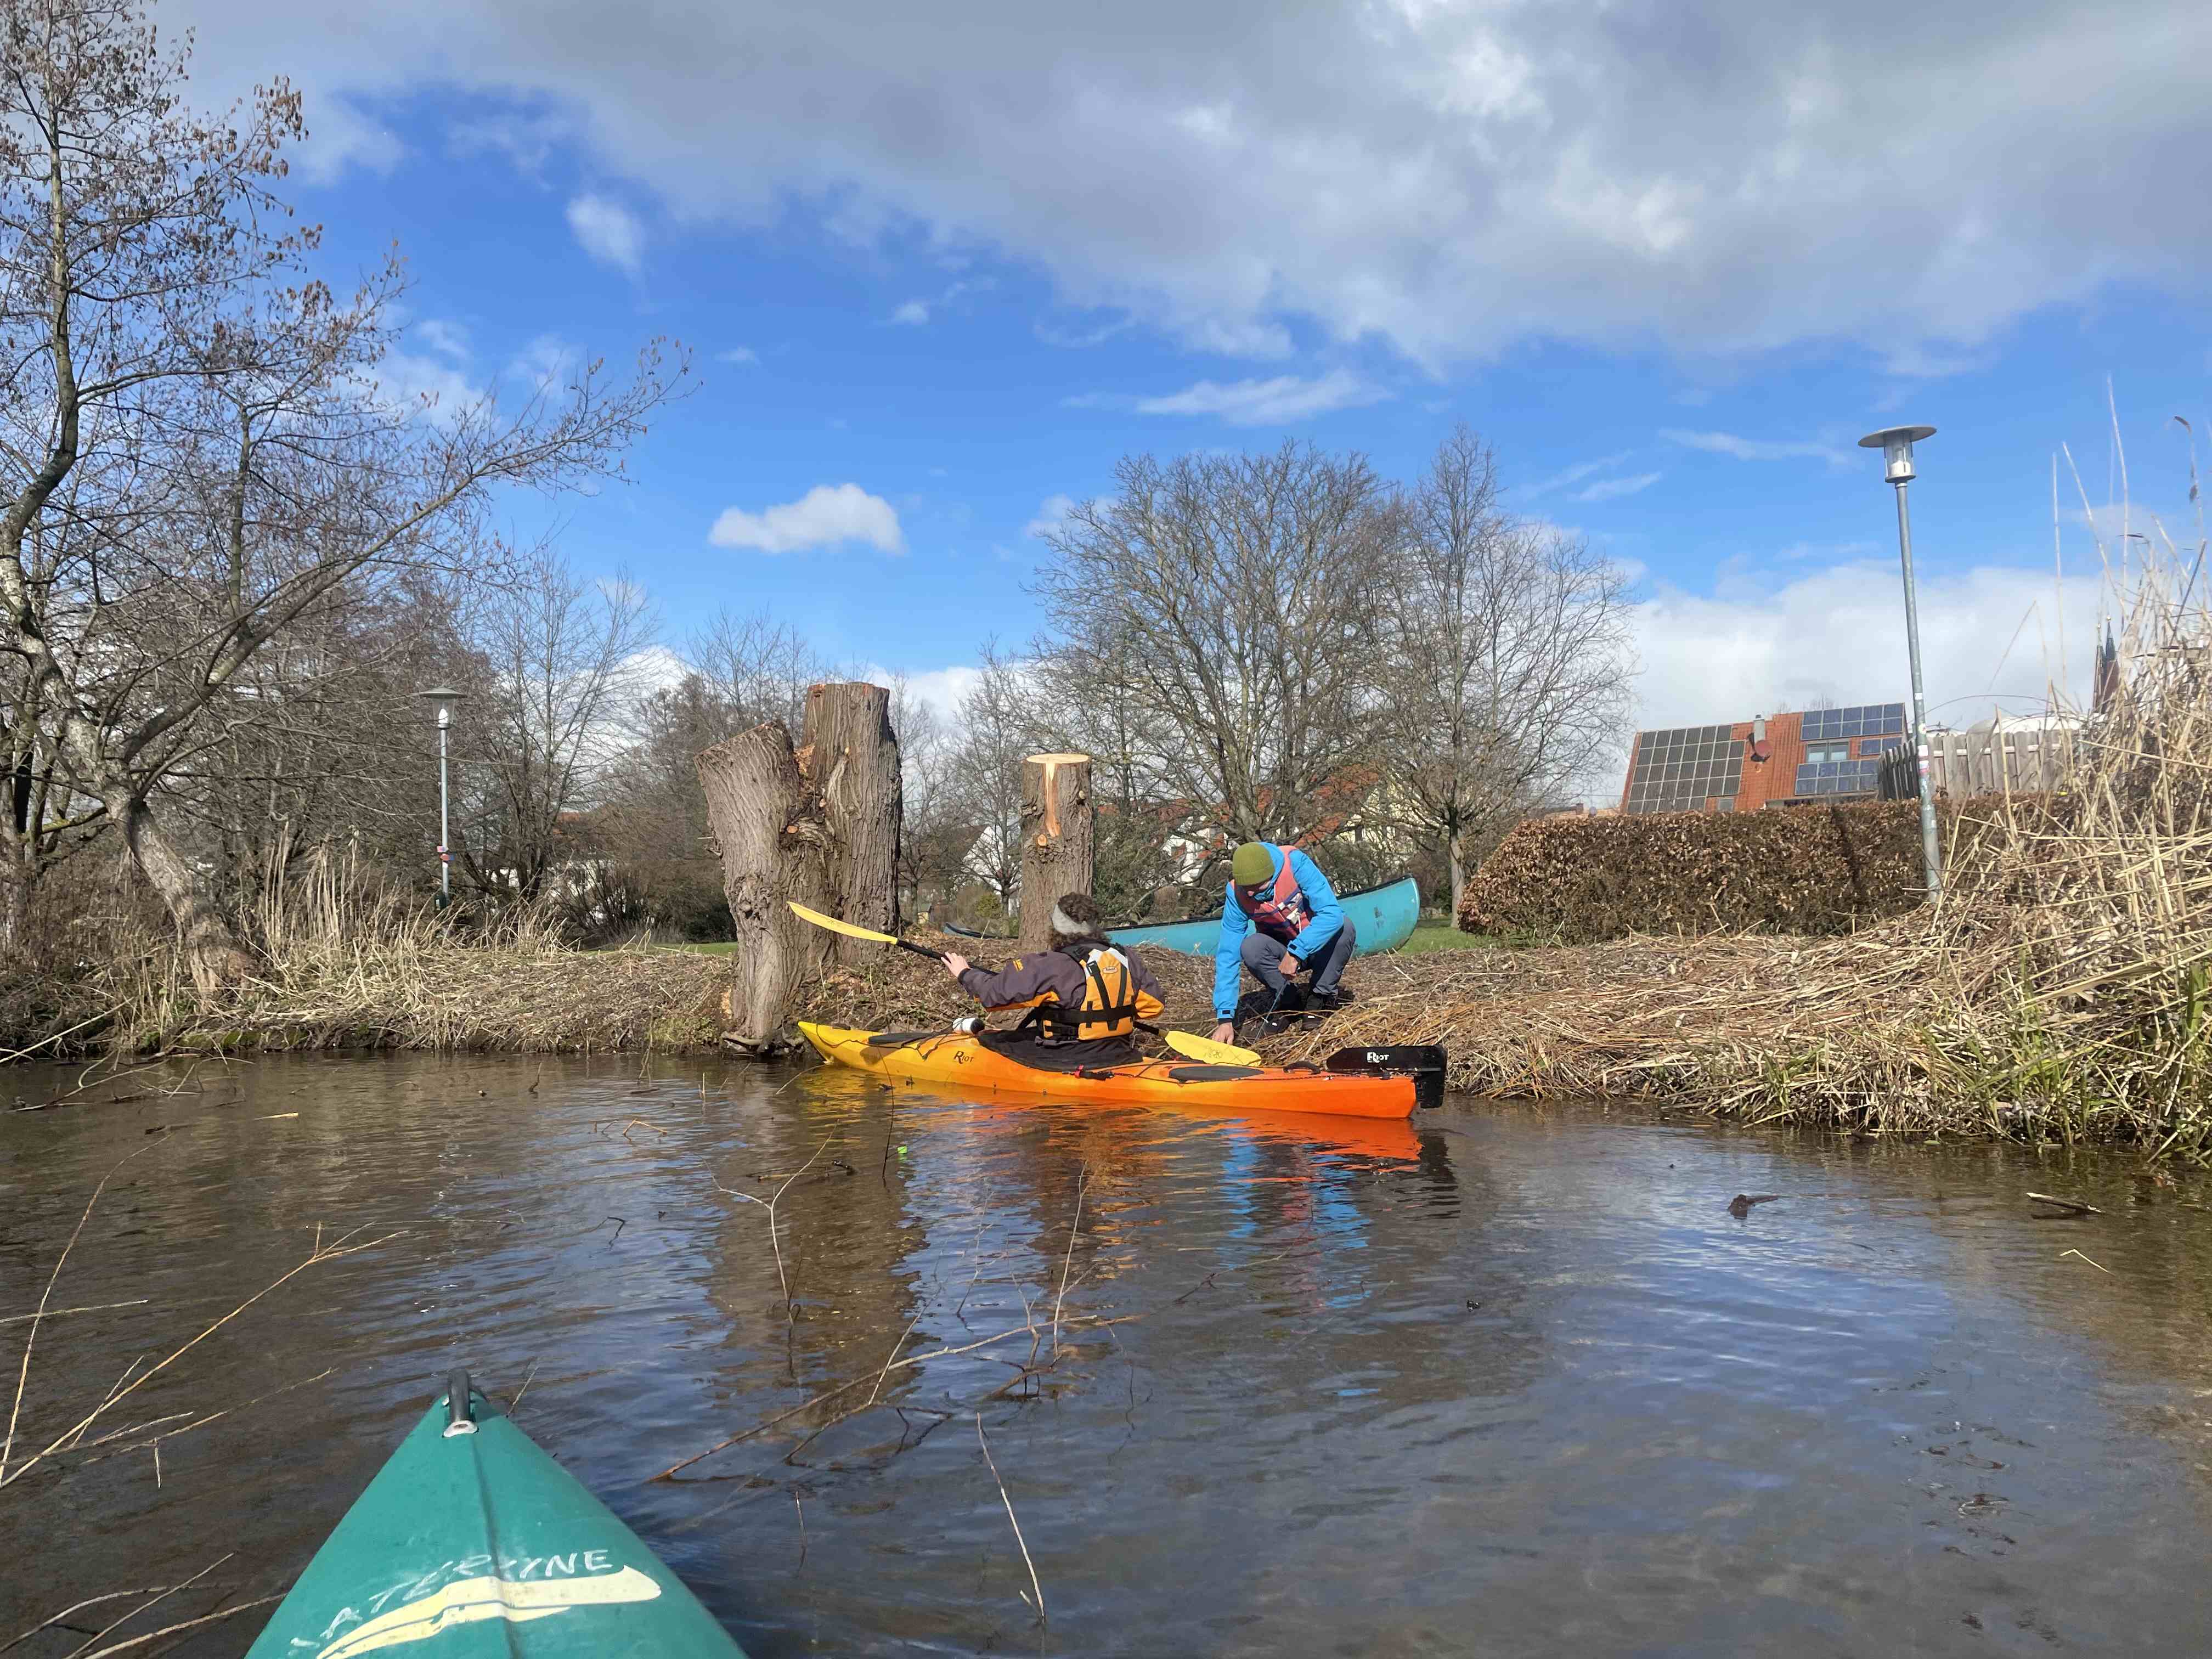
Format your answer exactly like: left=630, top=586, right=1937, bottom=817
left=797, top=1023, right=1429, bottom=1120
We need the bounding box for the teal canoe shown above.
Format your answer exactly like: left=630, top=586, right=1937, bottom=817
left=245, top=1374, right=746, bottom=1659
left=1103, top=873, right=1422, bottom=960
left=943, top=874, right=1423, bottom=958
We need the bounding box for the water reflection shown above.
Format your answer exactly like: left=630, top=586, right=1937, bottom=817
left=2, top=1055, right=2211, bottom=1655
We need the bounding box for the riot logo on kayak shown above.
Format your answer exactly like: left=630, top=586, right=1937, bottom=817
left=306, top=1561, right=661, bottom=1658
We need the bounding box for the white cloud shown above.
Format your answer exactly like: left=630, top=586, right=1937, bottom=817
left=159, top=0, right=2212, bottom=366
left=1521, top=453, right=1633, bottom=499
left=860, top=663, right=983, bottom=725
left=1660, top=428, right=1852, bottom=469
left=889, top=298, right=931, bottom=325
left=1878, top=342, right=1989, bottom=381
left=414, top=318, right=471, bottom=360
left=1125, top=369, right=1389, bottom=426
left=1023, top=493, right=1077, bottom=540
left=450, top=107, right=575, bottom=177
left=508, top=334, right=582, bottom=392
left=1034, top=314, right=1131, bottom=349
left=709, top=483, right=905, bottom=555
left=716, top=346, right=760, bottom=364
left=1575, top=471, right=1664, bottom=503
left=1179, top=317, right=1295, bottom=360
left=369, top=349, right=480, bottom=423
left=565, top=193, right=644, bottom=275
left=363, top=317, right=482, bottom=424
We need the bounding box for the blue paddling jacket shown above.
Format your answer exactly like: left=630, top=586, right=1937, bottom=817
left=1212, top=843, right=1344, bottom=1019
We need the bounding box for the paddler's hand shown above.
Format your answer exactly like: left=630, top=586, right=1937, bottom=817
left=1211, top=1020, right=1236, bottom=1044
left=1282, top=955, right=1301, bottom=977
left=943, top=952, right=970, bottom=979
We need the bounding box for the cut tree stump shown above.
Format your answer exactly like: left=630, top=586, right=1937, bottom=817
left=802, top=681, right=902, bottom=967
left=696, top=722, right=834, bottom=1055
left=1018, top=752, right=1093, bottom=953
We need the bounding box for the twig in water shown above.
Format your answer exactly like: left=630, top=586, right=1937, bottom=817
left=78, top=1368, right=337, bottom=1468
left=511, top=1357, right=544, bottom=1413
left=793, top=1489, right=807, bottom=1568
left=2059, top=1248, right=2113, bottom=1273
left=1051, top=1169, right=1088, bottom=1362
left=2, top=1143, right=162, bottom=1483
left=867, top=1310, right=929, bottom=1408
left=650, top=1312, right=1143, bottom=1481
left=59, top=1554, right=231, bottom=1659
left=715, top=1136, right=837, bottom=1316
left=67, top=1598, right=281, bottom=1659
left=2027, top=1192, right=2103, bottom=1216
left=1, top=1223, right=401, bottom=1491
left=2, top=1591, right=174, bottom=1657
left=976, top=1412, right=1045, bottom=1624
left=0, top=1299, right=149, bottom=1329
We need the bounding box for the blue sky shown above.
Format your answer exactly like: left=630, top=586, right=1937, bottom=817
left=169, top=0, right=2211, bottom=744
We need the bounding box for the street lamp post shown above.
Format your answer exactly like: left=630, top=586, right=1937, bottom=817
left=1857, top=425, right=1942, bottom=899
left=416, top=688, right=467, bottom=906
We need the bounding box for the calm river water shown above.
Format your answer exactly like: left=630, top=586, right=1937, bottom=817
left=4, top=1054, right=2211, bottom=1655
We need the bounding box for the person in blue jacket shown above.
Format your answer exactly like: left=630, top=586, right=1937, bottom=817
left=1208, top=840, right=1357, bottom=1042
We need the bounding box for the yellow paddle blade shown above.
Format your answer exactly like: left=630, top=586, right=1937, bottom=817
left=787, top=901, right=899, bottom=945
left=1163, top=1029, right=1260, bottom=1066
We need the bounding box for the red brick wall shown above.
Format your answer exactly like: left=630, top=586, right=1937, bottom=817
left=1728, top=710, right=1805, bottom=811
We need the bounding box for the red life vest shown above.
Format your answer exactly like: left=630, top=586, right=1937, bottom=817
left=1233, top=850, right=1313, bottom=944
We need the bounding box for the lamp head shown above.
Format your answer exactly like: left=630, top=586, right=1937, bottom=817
left=1859, top=424, right=1936, bottom=484
left=416, top=686, right=467, bottom=727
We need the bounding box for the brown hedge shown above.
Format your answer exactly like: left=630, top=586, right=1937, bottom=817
left=1458, top=798, right=2034, bottom=943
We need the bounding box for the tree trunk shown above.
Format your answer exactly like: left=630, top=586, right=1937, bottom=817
left=111, top=791, right=256, bottom=994
left=696, top=722, right=833, bottom=1054
left=0, top=868, right=27, bottom=956
left=800, top=682, right=901, bottom=967
left=1448, top=835, right=1466, bottom=932
left=1018, top=753, right=1093, bottom=953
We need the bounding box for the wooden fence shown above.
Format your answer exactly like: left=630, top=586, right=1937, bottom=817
left=1878, top=726, right=2076, bottom=800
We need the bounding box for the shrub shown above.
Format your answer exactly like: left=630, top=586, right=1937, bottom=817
left=1458, top=797, right=2033, bottom=943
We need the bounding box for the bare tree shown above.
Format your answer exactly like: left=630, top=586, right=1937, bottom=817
left=690, top=607, right=823, bottom=733
left=945, top=643, right=1034, bottom=913
left=1391, top=426, right=1637, bottom=917
left=453, top=548, right=656, bottom=902
left=1033, top=443, right=1400, bottom=848
left=0, top=0, right=682, bottom=988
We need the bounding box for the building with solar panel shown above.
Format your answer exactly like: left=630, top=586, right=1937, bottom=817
left=1617, top=703, right=1909, bottom=815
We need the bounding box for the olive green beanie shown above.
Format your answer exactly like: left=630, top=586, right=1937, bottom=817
left=1231, top=841, right=1275, bottom=886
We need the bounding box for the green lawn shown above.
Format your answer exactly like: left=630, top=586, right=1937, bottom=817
left=1395, top=922, right=1505, bottom=952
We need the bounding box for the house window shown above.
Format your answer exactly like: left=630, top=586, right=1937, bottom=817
left=1805, top=743, right=1848, bottom=764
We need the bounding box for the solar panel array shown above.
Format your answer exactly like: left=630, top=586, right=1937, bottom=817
left=1791, top=758, right=1884, bottom=797
left=1622, top=724, right=1742, bottom=815
left=1801, top=703, right=1906, bottom=740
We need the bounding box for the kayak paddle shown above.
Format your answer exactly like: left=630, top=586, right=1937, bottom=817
left=786, top=901, right=1259, bottom=1066
left=788, top=901, right=949, bottom=962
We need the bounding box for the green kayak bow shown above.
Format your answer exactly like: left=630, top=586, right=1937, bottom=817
left=245, top=1373, right=747, bottom=1658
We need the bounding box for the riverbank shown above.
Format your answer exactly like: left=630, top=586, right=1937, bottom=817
left=12, top=609, right=2208, bottom=1152
left=4, top=900, right=2201, bottom=1159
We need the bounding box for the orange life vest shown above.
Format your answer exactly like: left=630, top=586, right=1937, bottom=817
left=1032, top=946, right=1141, bottom=1045
left=1233, top=850, right=1313, bottom=944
